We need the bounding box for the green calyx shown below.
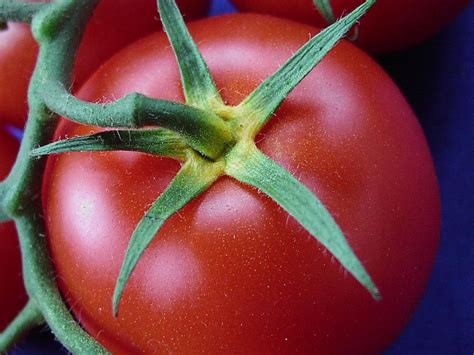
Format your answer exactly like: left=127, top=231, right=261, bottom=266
left=0, top=0, right=379, bottom=352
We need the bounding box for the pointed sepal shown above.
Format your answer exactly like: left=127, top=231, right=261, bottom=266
left=225, top=143, right=381, bottom=301
left=237, top=0, right=375, bottom=135
left=157, top=0, right=223, bottom=109
left=112, top=154, right=224, bottom=315
left=31, top=129, right=189, bottom=160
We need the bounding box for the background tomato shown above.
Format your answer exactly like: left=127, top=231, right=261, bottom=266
left=229, top=0, right=470, bottom=52
left=43, top=14, right=440, bottom=354
left=0, top=0, right=210, bottom=128
left=0, top=129, right=26, bottom=332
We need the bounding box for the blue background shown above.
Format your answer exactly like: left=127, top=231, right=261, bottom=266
left=7, top=0, right=473, bottom=353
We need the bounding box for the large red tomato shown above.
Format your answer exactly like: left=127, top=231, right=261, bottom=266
left=0, top=0, right=210, bottom=128
left=230, top=0, right=470, bottom=52
left=0, top=129, right=26, bottom=331
left=43, top=14, right=440, bottom=354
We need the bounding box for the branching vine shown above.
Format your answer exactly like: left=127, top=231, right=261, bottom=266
left=0, top=0, right=377, bottom=352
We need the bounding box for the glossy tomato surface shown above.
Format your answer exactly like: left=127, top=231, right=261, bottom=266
left=230, top=0, right=470, bottom=53
left=0, top=0, right=210, bottom=128
left=43, top=14, right=440, bottom=354
left=0, top=129, right=26, bottom=331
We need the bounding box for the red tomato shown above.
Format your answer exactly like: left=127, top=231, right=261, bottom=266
left=0, top=129, right=26, bottom=331
left=230, top=0, right=470, bottom=52
left=0, top=0, right=210, bottom=127
left=43, top=14, right=440, bottom=354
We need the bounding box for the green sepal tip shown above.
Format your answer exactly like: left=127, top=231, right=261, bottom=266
left=237, top=0, right=375, bottom=135
left=112, top=154, right=224, bottom=316
left=225, top=142, right=381, bottom=301
left=157, top=0, right=223, bottom=110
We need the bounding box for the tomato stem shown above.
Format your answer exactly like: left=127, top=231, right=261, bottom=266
left=0, top=300, right=44, bottom=352
left=15, top=214, right=109, bottom=354
left=41, top=88, right=234, bottom=160
left=0, top=184, right=8, bottom=222
left=0, top=0, right=380, bottom=350
left=0, top=1, right=47, bottom=24
left=0, top=0, right=109, bottom=352
left=30, top=0, right=233, bottom=161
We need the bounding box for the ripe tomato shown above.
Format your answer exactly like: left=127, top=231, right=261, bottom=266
left=0, top=129, right=26, bottom=331
left=0, top=0, right=210, bottom=128
left=43, top=14, right=440, bottom=354
left=230, top=0, right=470, bottom=52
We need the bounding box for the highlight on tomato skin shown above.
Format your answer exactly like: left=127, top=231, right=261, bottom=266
left=229, top=0, right=470, bottom=53
left=0, top=129, right=27, bottom=332
left=0, top=0, right=210, bottom=128
left=42, top=14, right=440, bottom=354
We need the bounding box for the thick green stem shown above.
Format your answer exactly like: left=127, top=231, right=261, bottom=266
left=0, top=0, right=109, bottom=351
left=2, top=101, right=57, bottom=215
left=0, top=0, right=381, bottom=351
left=16, top=214, right=109, bottom=354
left=29, top=0, right=233, bottom=161
left=0, top=300, right=44, bottom=352
left=1, top=86, right=108, bottom=355
left=1, top=0, right=100, bottom=213
left=0, top=184, right=8, bottom=221
left=41, top=86, right=234, bottom=160
left=0, top=1, right=47, bottom=23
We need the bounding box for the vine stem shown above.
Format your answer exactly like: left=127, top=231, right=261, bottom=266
left=16, top=214, right=109, bottom=354
left=0, top=1, right=47, bottom=23
left=41, top=86, right=233, bottom=160
left=0, top=0, right=379, bottom=351
left=0, top=300, right=44, bottom=351
left=0, top=184, right=8, bottom=221
left=0, top=0, right=108, bottom=352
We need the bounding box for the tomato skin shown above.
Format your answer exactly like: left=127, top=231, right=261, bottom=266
left=0, top=0, right=210, bottom=128
left=0, top=129, right=26, bottom=331
left=44, top=14, right=440, bottom=354
left=0, top=23, right=38, bottom=128
left=230, top=0, right=470, bottom=52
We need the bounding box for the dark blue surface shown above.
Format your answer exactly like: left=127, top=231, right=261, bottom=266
left=382, top=3, right=474, bottom=354
left=8, top=0, right=473, bottom=353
